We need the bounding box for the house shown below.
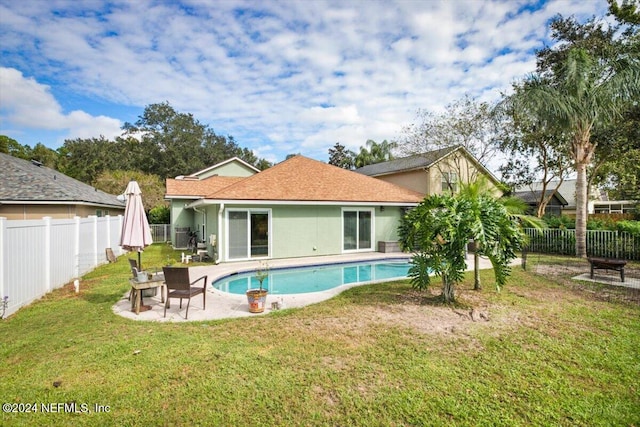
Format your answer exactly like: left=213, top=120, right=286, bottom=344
left=165, top=156, right=423, bottom=262
left=513, top=179, right=627, bottom=216
left=0, top=153, right=125, bottom=220
left=354, top=145, right=502, bottom=196
left=513, top=189, right=568, bottom=217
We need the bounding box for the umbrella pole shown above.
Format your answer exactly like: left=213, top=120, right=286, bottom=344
left=137, top=251, right=150, bottom=310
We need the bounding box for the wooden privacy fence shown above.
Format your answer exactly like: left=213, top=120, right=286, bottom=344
left=0, top=216, right=126, bottom=318
left=523, top=228, right=640, bottom=261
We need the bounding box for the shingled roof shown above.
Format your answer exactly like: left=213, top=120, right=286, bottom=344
left=355, top=146, right=459, bottom=177
left=0, top=153, right=125, bottom=208
left=514, top=189, right=569, bottom=206
left=190, top=155, right=423, bottom=204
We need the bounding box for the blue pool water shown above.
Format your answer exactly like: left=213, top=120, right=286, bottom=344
left=212, top=260, right=411, bottom=295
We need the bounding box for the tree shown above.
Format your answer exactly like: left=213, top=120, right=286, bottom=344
left=459, top=177, right=545, bottom=290
left=0, top=135, right=32, bottom=160
left=122, top=102, right=269, bottom=178
left=328, top=142, right=356, bottom=169
left=30, top=143, right=58, bottom=168
left=400, top=95, right=499, bottom=169
left=589, top=104, right=640, bottom=200
left=93, top=169, right=166, bottom=211
left=57, top=136, right=120, bottom=183
left=148, top=205, right=170, bottom=224
left=504, top=47, right=640, bottom=257
left=398, top=190, right=525, bottom=303
left=354, top=139, right=396, bottom=168
left=608, top=0, right=640, bottom=25
left=496, top=94, right=573, bottom=218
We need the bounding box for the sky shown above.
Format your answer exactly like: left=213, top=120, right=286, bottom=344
left=0, top=0, right=609, bottom=166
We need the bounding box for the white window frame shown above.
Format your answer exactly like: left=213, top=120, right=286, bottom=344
left=341, top=208, right=375, bottom=253
left=225, top=208, right=272, bottom=261
left=441, top=171, right=458, bottom=193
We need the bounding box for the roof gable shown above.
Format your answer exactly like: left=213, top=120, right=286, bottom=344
left=354, top=145, right=501, bottom=187
left=514, top=189, right=569, bottom=206
left=187, top=157, right=259, bottom=179
left=355, top=146, right=459, bottom=176
left=0, top=153, right=125, bottom=208
left=204, top=155, right=423, bottom=204
left=166, top=175, right=244, bottom=198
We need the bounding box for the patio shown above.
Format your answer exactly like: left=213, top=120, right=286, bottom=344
left=571, top=272, right=640, bottom=290
left=113, top=252, right=498, bottom=322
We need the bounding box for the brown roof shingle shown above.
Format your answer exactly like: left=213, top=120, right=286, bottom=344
left=204, top=155, right=423, bottom=204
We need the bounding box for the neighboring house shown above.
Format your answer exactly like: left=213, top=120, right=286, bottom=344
left=354, top=145, right=502, bottom=197
left=592, top=200, right=637, bottom=214
left=513, top=179, right=622, bottom=216
left=513, top=189, right=568, bottom=217
left=0, top=153, right=125, bottom=220
left=165, top=156, right=423, bottom=263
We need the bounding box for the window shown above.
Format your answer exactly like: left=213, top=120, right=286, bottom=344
left=343, top=209, right=373, bottom=252
left=441, top=172, right=458, bottom=193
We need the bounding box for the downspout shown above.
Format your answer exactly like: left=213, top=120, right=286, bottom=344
left=193, top=206, right=206, bottom=243
left=216, top=203, right=224, bottom=264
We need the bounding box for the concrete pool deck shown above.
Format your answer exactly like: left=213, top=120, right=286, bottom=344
left=113, top=252, right=498, bottom=322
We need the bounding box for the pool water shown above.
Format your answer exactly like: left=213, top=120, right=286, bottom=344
left=212, top=260, right=411, bottom=295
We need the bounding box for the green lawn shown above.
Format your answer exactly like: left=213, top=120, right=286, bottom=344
left=1, top=245, right=639, bottom=426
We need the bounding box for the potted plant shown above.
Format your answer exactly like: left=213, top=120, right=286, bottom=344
left=246, top=262, right=269, bottom=313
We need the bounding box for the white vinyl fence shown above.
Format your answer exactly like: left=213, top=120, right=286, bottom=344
left=150, top=224, right=171, bottom=243
left=0, top=215, right=126, bottom=318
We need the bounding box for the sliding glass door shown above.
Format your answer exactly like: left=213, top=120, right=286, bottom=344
left=343, top=209, right=373, bottom=252
left=228, top=210, right=270, bottom=260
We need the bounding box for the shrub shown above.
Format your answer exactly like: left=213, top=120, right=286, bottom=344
left=543, top=214, right=575, bottom=229
left=148, top=205, right=170, bottom=224
left=616, top=220, right=640, bottom=236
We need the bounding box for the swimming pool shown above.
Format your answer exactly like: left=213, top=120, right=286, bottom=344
left=212, top=260, right=412, bottom=295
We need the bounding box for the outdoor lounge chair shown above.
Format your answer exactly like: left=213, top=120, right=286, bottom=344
left=162, top=266, right=208, bottom=319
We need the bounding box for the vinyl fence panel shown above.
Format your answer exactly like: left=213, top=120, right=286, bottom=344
left=0, top=215, right=125, bottom=318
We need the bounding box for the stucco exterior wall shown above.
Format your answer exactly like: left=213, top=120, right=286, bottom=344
left=375, top=170, right=429, bottom=195
left=210, top=204, right=406, bottom=262
left=375, top=153, right=501, bottom=197
left=271, top=205, right=342, bottom=258
left=196, top=161, right=257, bottom=179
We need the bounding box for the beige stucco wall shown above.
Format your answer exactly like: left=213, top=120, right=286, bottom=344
left=374, top=153, right=501, bottom=197
left=376, top=169, right=430, bottom=195
left=0, top=204, right=124, bottom=220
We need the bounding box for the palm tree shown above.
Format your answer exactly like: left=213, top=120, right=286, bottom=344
left=458, top=178, right=545, bottom=290
left=398, top=188, right=526, bottom=303
left=354, top=139, right=396, bottom=168
left=505, top=48, right=640, bottom=257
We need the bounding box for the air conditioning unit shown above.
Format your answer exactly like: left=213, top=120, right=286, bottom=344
left=175, top=227, right=190, bottom=249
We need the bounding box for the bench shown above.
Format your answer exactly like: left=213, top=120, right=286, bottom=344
left=588, top=257, right=627, bottom=282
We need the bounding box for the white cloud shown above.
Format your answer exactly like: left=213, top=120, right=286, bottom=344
left=0, top=67, right=123, bottom=144
left=0, top=0, right=609, bottom=161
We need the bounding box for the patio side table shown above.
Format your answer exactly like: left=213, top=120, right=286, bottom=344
left=129, top=274, right=167, bottom=314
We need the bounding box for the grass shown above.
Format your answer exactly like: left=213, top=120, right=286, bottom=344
left=1, top=245, right=639, bottom=426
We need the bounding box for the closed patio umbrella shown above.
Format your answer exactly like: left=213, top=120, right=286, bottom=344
left=119, top=180, right=153, bottom=271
